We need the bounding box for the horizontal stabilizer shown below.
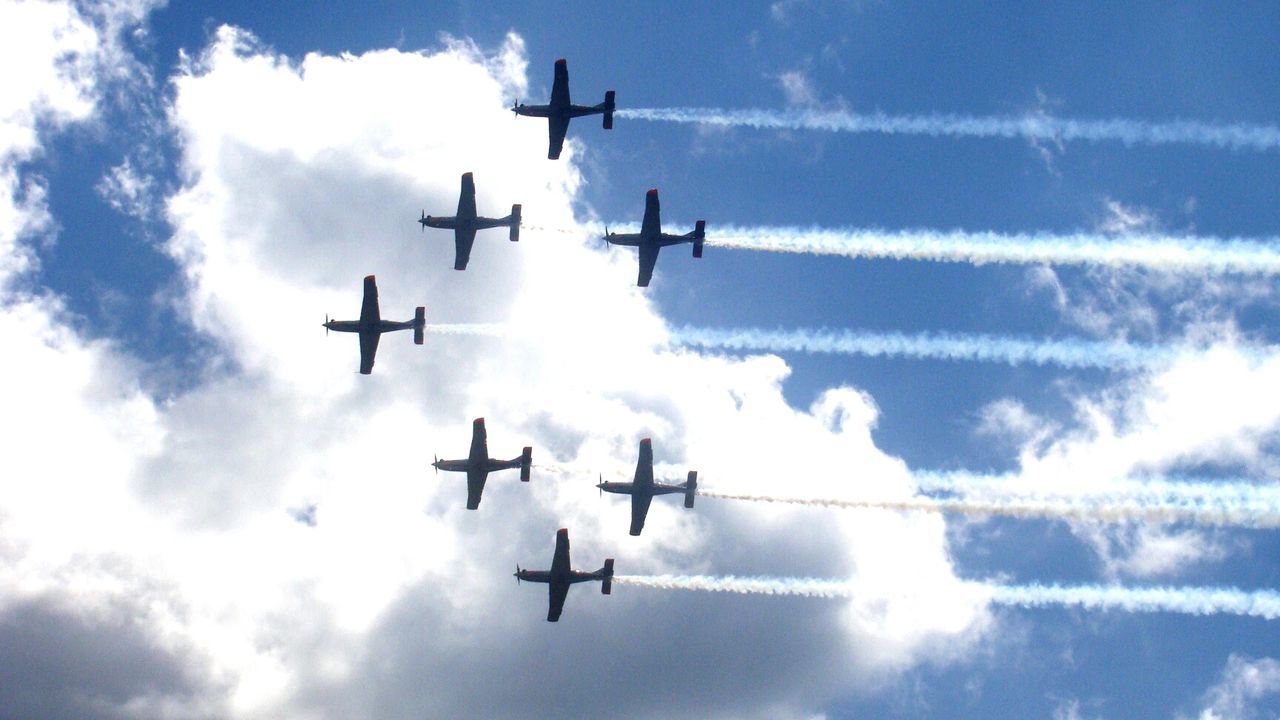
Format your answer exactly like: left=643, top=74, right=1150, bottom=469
left=685, top=471, right=697, bottom=508
left=520, top=446, right=533, bottom=481
left=601, top=558, right=614, bottom=594
left=414, top=307, right=426, bottom=344
left=692, top=220, right=706, bottom=258
left=603, top=90, right=616, bottom=129
left=510, top=204, right=522, bottom=241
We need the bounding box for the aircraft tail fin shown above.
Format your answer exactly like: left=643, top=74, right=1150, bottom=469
left=684, top=470, right=697, bottom=508
left=692, top=220, right=706, bottom=258
left=509, top=204, right=522, bottom=241
left=602, top=90, right=615, bottom=129
left=601, top=558, right=614, bottom=594
left=520, top=446, right=532, bottom=481
left=413, top=307, right=426, bottom=344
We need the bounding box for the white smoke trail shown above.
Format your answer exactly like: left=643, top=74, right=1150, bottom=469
left=696, top=489, right=1280, bottom=530
left=511, top=219, right=1280, bottom=275
left=668, top=325, right=1183, bottom=370
left=423, top=323, right=508, bottom=337
left=616, top=107, right=1280, bottom=152
left=612, top=575, right=1280, bottom=619
left=429, top=322, right=1221, bottom=370
left=708, top=225, right=1280, bottom=275
left=912, top=470, right=1280, bottom=507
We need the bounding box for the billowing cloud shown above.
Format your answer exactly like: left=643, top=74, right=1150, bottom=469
left=2, top=21, right=991, bottom=719
left=1185, top=655, right=1280, bottom=720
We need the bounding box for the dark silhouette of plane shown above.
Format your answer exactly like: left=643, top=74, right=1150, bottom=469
left=432, top=417, right=532, bottom=509
left=515, top=528, right=614, bottom=622
left=605, top=189, right=705, bottom=287
left=512, top=59, right=615, bottom=160
left=418, top=172, right=521, bottom=270
left=597, top=438, right=697, bottom=536
left=323, top=275, right=425, bottom=375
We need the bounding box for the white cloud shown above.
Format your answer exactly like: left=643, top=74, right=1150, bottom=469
left=1186, top=655, right=1280, bottom=720
left=0, top=23, right=992, bottom=719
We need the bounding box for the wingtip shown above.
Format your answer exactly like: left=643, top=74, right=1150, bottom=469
left=364, top=274, right=375, bottom=282
left=555, top=58, right=567, bottom=66
left=646, top=188, right=658, bottom=196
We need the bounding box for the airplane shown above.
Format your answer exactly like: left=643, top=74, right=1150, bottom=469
left=512, top=58, right=615, bottom=160
left=515, top=528, right=614, bottom=622
left=323, top=275, right=425, bottom=375
left=418, top=172, right=521, bottom=270
left=431, top=417, right=533, bottom=509
left=604, top=189, right=705, bottom=287
left=597, top=438, right=697, bottom=536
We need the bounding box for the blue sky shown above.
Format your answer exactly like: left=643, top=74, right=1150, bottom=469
left=5, top=1, right=1280, bottom=718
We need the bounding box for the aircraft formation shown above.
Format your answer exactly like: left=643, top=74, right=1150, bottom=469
left=324, top=59, right=707, bottom=621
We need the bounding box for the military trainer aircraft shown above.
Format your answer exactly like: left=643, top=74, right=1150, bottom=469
left=418, top=172, right=521, bottom=270
left=512, top=58, right=615, bottom=160
left=515, top=528, right=614, bottom=622
left=323, top=275, right=425, bottom=375
left=432, top=417, right=533, bottom=509
left=605, top=189, right=705, bottom=287
left=597, top=438, right=697, bottom=536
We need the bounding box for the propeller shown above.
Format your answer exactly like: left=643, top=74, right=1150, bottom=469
left=514, top=565, right=522, bottom=583
left=432, top=454, right=439, bottom=474
left=419, top=210, right=426, bottom=231
left=598, top=473, right=603, bottom=497
left=324, top=313, right=329, bottom=336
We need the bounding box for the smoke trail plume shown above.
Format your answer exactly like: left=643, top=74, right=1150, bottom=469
left=612, top=575, right=1280, bottom=619
left=669, top=325, right=1182, bottom=370
left=708, top=225, right=1280, bottom=275
left=912, top=470, right=1280, bottom=507
left=423, top=323, right=508, bottom=337
left=696, top=489, right=1280, bottom=530
left=616, top=107, right=1280, bottom=151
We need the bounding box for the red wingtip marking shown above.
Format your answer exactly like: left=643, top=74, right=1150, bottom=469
left=557, top=528, right=569, bottom=536
left=475, top=417, right=485, bottom=424
left=462, top=171, right=473, bottom=178
left=647, top=188, right=658, bottom=196
left=555, top=58, right=566, bottom=65
left=364, top=274, right=375, bottom=281
left=640, top=437, right=652, bottom=445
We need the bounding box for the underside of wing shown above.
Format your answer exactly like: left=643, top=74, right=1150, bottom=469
left=359, top=275, right=380, bottom=326
left=641, top=190, right=661, bottom=237
left=551, top=59, right=570, bottom=107
left=358, top=330, right=380, bottom=375
left=453, top=228, right=476, bottom=270
left=458, top=172, right=477, bottom=219
left=547, top=582, right=569, bottom=622
left=469, top=418, right=489, bottom=463
left=548, top=117, right=569, bottom=160
left=630, top=492, right=654, bottom=536
left=466, top=470, right=488, bottom=510
left=637, top=244, right=659, bottom=287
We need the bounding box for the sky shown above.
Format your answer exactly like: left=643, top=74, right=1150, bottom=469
left=3, top=1, right=1280, bottom=718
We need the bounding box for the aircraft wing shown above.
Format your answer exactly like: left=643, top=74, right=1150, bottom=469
left=629, top=492, right=654, bottom=536
left=358, top=330, right=380, bottom=375
left=640, top=189, right=661, bottom=237
left=550, top=528, right=571, bottom=575
left=637, top=244, right=660, bottom=287
left=359, top=275, right=380, bottom=326
left=547, top=582, right=570, bottom=622
left=453, top=228, right=477, bottom=271
left=457, top=172, right=477, bottom=219
left=551, top=59, right=570, bottom=107
left=468, top=418, right=489, bottom=464
left=547, top=116, right=570, bottom=160
left=465, top=469, right=487, bottom=510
